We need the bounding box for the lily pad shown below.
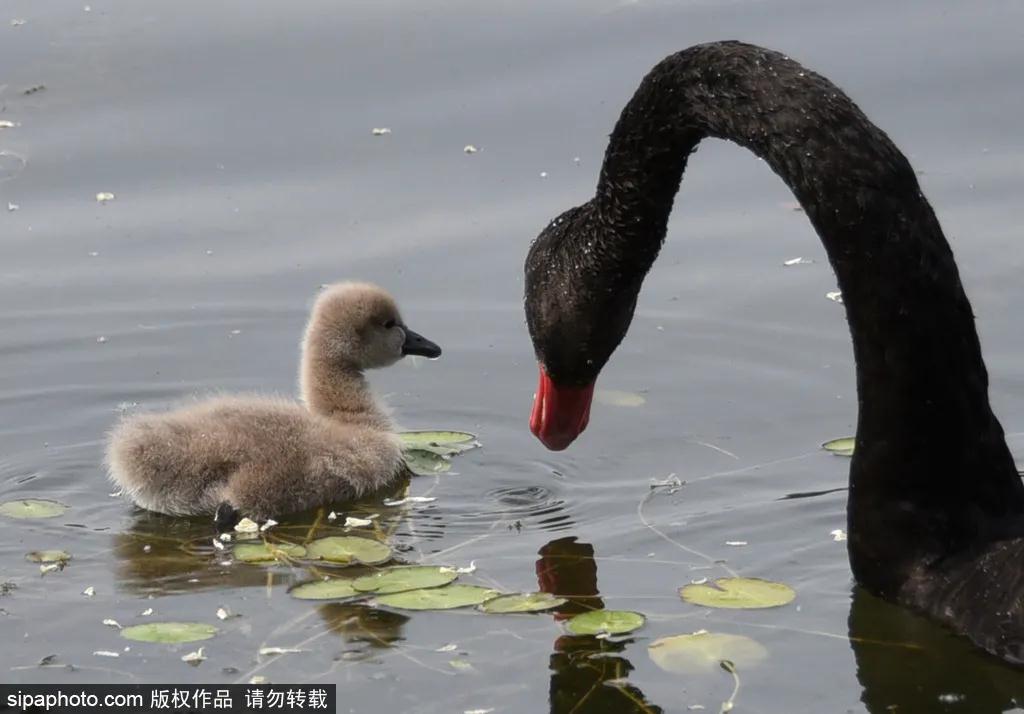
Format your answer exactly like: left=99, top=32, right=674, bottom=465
left=648, top=631, right=767, bottom=674
left=290, top=579, right=360, bottom=601
left=404, top=449, right=452, bottom=475
left=679, top=577, right=795, bottom=610
left=480, top=592, right=567, bottom=614
left=26, top=550, right=71, bottom=564
left=305, top=536, right=391, bottom=565
left=376, top=584, right=499, bottom=610
left=594, top=390, right=646, bottom=407
left=822, top=437, right=855, bottom=456
left=234, top=542, right=307, bottom=563
left=565, top=610, right=645, bottom=636
left=399, top=431, right=477, bottom=448
left=353, top=565, right=457, bottom=594
left=121, top=622, right=218, bottom=644
left=0, top=499, right=68, bottom=519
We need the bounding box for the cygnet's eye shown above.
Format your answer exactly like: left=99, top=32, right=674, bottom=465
left=383, top=319, right=397, bottom=329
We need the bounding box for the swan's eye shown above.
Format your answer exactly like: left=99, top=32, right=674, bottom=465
left=383, top=319, right=397, bottom=329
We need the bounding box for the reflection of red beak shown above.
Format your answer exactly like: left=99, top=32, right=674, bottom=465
left=529, top=364, right=595, bottom=451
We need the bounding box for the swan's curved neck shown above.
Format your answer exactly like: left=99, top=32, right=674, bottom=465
left=593, top=42, right=1023, bottom=590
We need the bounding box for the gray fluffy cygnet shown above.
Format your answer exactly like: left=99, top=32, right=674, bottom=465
left=105, top=282, right=441, bottom=522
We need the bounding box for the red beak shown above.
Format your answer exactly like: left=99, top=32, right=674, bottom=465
left=529, top=364, right=595, bottom=451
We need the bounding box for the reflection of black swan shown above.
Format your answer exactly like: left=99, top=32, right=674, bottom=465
left=523, top=41, right=1024, bottom=664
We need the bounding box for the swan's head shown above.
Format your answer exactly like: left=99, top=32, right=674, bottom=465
left=305, top=282, right=441, bottom=370
left=524, top=203, right=642, bottom=450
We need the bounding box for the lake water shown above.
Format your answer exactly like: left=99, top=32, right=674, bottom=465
left=3, top=1, right=1024, bottom=712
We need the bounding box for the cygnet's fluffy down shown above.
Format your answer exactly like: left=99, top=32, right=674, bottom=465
left=106, top=282, right=441, bottom=521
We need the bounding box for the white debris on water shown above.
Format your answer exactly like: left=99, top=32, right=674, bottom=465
left=234, top=517, right=259, bottom=533
left=181, top=647, right=206, bottom=665
left=371, top=127, right=392, bottom=136
left=383, top=496, right=436, bottom=506
left=96, top=192, right=115, bottom=203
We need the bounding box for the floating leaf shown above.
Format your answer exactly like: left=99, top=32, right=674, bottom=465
left=565, top=610, right=645, bottom=636
left=234, top=542, right=307, bottom=564
left=376, top=584, right=499, bottom=610
left=822, top=437, right=855, bottom=456
left=26, top=550, right=71, bottom=564
left=480, top=592, right=566, bottom=614
left=305, top=536, right=391, bottom=565
left=353, top=566, right=457, bottom=594
left=594, top=390, right=646, bottom=407
left=679, top=577, right=795, bottom=610
left=398, top=431, right=477, bottom=448
left=290, top=579, right=361, bottom=601
left=648, top=631, right=767, bottom=674
left=121, top=622, right=218, bottom=644
left=0, top=499, right=68, bottom=519
left=404, top=449, right=452, bottom=475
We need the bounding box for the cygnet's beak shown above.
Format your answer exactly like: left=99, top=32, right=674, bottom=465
left=402, top=328, right=442, bottom=358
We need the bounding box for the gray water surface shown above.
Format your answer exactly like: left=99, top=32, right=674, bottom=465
left=3, top=1, right=1024, bottom=712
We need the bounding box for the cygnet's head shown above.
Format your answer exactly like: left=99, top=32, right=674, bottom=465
left=304, top=282, right=441, bottom=370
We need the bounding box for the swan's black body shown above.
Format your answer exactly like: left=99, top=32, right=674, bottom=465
left=524, top=41, right=1024, bottom=663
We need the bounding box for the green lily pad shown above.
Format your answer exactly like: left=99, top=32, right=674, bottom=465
left=376, top=584, right=499, bottom=610
left=26, top=550, right=71, bottom=564
left=680, top=577, right=795, bottom=610
left=0, top=499, right=68, bottom=519
left=822, top=437, right=855, bottom=456
left=648, top=631, right=767, bottom=674
left=480, top=592, right=567, bottom=614
left=353, top=565, right=458, bottom=594
left=594, top=390, right=646, bottom=407
left=305, top=536, right=391, bottom=565
left=121, top=622, right=218, bottom=644
left=234, top=542, right=307, bottom=563
left=399, top=431, right=477, bottom=448
left=404, top=449, right=452, bottom=475
left=290, top=578, right=360, bottom=601
left=565, top=610, right=645, bottom=636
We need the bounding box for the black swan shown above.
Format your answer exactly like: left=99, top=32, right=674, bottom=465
left=523, top=41, right=1024, bottom=665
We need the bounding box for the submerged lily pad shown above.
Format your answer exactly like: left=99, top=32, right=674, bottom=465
left=353, top=565, right=458, bottom=595
left=565, top=610, right=645, bottom=636
left=26, top=550, right=71, bottom=564
left=305, top=536, right=391, bottom=565
left=121, top=622, right=218, bottom=644
left=234, top=542, right=307, bottom=563
left=680, top=577, right=795, bottom=610
left=480, top=592, right=567, bottom=614
left=648, top=631, right=767, bottom=674
left=404, top=449, right=452, bottom=475
left=822, top=437, right=855, bottom=456
left=594, top=390, right=646, bottom=407
left=290, top=578, right=360, bottom=601
left=0, top=499, right=68, bottom=519
left=376, top=584, right=499, bottom=610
